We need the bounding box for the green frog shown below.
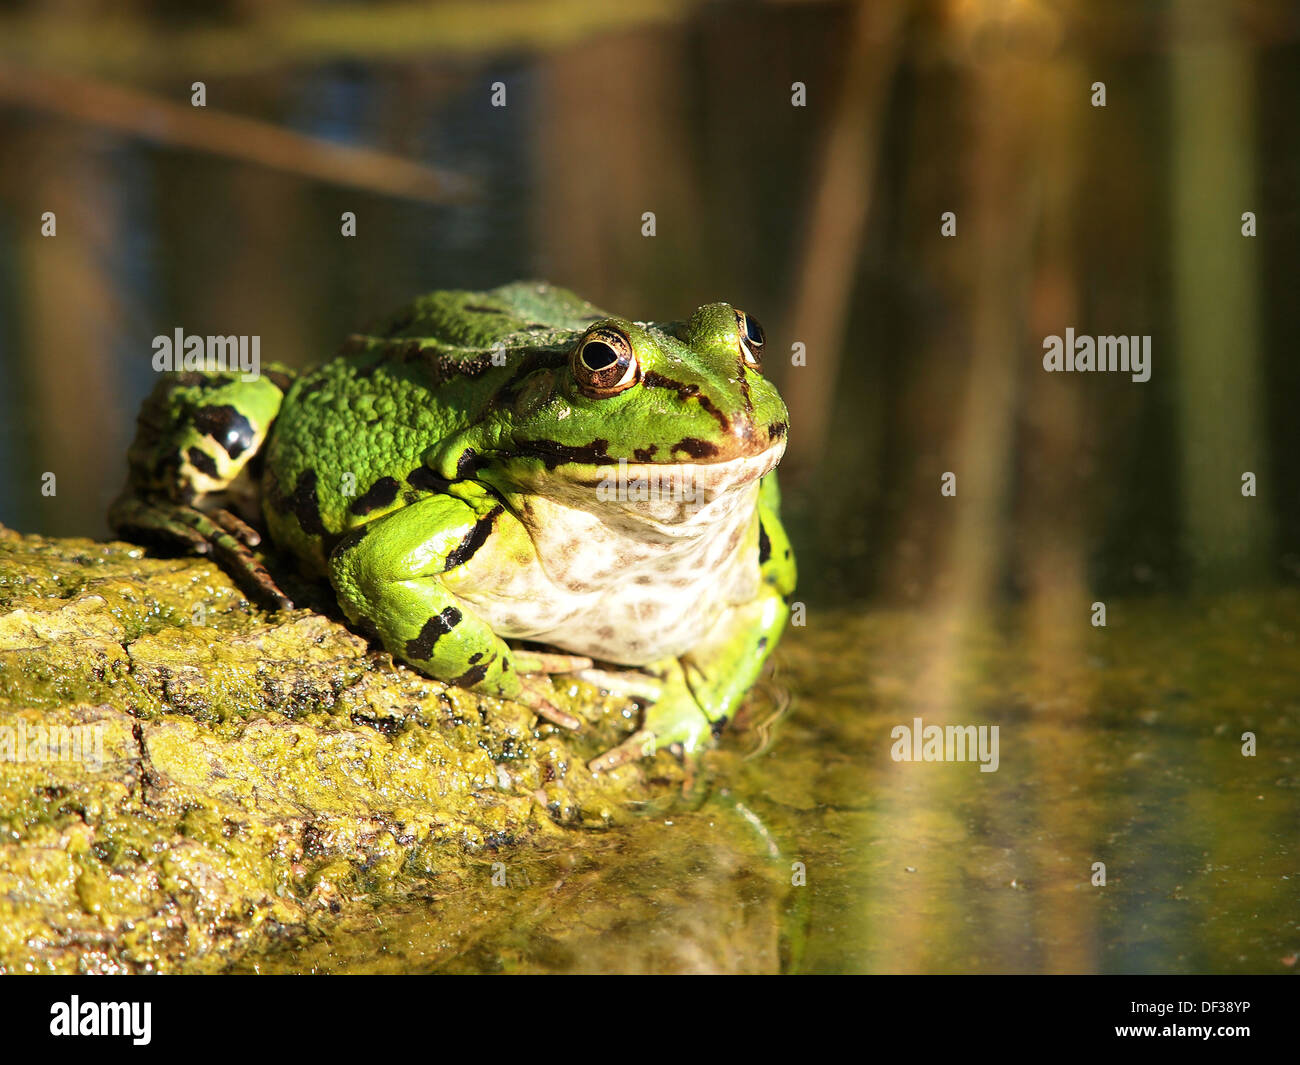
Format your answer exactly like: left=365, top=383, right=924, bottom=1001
left=110, top=282, right=795, bottom=770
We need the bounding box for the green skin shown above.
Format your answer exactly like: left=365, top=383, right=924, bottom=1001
left=110, top=283, right=796, bottom=770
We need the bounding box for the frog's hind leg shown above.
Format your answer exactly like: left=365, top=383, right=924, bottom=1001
left=110, top=367, right=296, bottom=609
left=328, top=494, right=581, bottom=730
left=110, top=494, right=294, bottom=611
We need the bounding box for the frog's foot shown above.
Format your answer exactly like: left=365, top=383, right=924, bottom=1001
left=110, top=496, right=294, bottom=611
left=573, top=667, right=664, bottom=702
left=513, top=672, right=582, bottom=731
left=587, top=664, right=713, bottom=774
left=506, top=652, right=592, bottom=730
left=588, top=729, right=658, bottom=774
left=510, top=650, right=594, bottom=675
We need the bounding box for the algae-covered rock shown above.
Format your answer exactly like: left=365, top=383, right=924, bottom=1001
left=0, top=525, right=686, bottom=973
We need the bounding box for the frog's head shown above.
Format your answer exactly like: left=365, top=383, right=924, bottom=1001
left=474, top=302, right=788, bottom=516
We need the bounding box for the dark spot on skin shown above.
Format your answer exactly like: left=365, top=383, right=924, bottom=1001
left=490, top=348, right=569, bottom=407
left=403, top=490, right=419, bottom=504
left=710, top=716, right=730, bottom=739
left=641, top=372, right=730, bottom=432
left=670, top=437, right=720, bottom=459
left=418, top=345, right=494, bottom=380
left=349, top=476, right=400, bottom=516
left=514, top=438, right=612, bottom=469
left=456, top=450, right=482, bottom=479
left=767, top=421, right=788, bottom=441
left=174, top=371, right=237, bottom=390
left=192, top=404, right=256, bottom=459
left=147, top=451, right=189, bottom=502
left=264, top=369, right=295, bottom=392
left=445, top=506, right=502, bottom=570
left=360, top=337, right=495, bottom=385
left=737, top=356, right=753, bottom=412
left=186, top=446, right=219, bottom=478
left=453, top=663, right=488, bottom=688
left=287, top=469, right=325, bottom=536
left=332, top=523, right=370, bottom=555
left=758, top=521, right=772, bottom=565
left=245, top=447, right=266, bottom=481
left=408, top=465, right=452, bottom=493
left=405, top=607, right=463, bottom=662
left=633, top=446, right=658, bottom=463
left=757, top=636, right=769, bottom=654
left=468, top=652, right=483, bottom=664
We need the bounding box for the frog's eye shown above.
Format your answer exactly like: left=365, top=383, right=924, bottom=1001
left=573, top=327, right=639, bottom=396
left=735, top=310, right=765, bottom=369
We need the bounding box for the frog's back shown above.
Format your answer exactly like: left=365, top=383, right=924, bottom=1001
left=262, top=282, right=606, bottom=570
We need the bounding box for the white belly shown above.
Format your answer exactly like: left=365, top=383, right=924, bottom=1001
left=456, top=452, right=774, bottom=665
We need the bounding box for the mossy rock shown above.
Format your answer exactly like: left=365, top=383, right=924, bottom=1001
left=0, top=525, right=688, bottom=973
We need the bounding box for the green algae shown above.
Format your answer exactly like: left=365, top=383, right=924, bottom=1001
left=0, top=525, right=686, bottom=973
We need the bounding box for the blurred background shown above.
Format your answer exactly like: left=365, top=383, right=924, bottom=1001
left=0, top=0, right=1297, bottom=606
left=1, top=0, right=1298, bottom=973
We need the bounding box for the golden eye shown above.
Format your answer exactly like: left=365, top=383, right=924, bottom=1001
left=735, top=309, right=765, bottom=369
left=573, top=326, right=639, bottom=395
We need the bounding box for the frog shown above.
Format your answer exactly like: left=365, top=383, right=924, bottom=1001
left=109, top=282, right=795, bottom=771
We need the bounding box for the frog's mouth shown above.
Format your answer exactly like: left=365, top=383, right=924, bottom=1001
left=506, top=437, right=785, bottom=533
left=584, top=434, right=782, bottom=489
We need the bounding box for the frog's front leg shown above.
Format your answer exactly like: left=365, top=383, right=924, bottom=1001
left=589, top=478, right=797, bottom=771
left=587, top=590, right=788, bottom=771
left=328, top=494, right=584, bottom=730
